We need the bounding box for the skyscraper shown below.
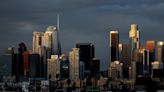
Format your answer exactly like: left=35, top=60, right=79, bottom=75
left=76, top=43, right=95, bottom=71
left=109, top=61, right=123, bottom=79
left=32, top=15, right=62, bottom=79
left=129, top=24, right=140, bottom=62
left=47, top=55, right=60, bottom=81
left=33, top=15, right=61, bottom=56
left=69, top=48, right=80, bottom=81
left=42, top=26, right=61, bottom=56
left=142, top=49, right=149, bottom=75
left=29, top=53, right=43, bottom=78
left=146, top=40, right=155, bottom=74
left=110, top=31, right=119, bottom=62
left=157, top=41, right=164, bottom=65
left=119, top=44, right=131, bottom=78
left=33, top=32, right=44, bottom=54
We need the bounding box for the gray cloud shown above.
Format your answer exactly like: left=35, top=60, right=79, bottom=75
left=0, top=0, right=164, bottom=70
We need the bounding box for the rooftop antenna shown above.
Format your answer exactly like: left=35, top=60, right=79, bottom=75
left=57, top=14, right=60, bottom=31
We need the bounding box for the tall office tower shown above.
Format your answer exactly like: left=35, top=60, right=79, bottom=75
left=60, top=54, right=69, bottom=80
left=29, top=54, right=43, bottom=78
left=157, top=41, right=164, bottom=65
left=47, top=55, right=60, bottom=81
left=109, top=61, right=123, bottom=79
left=42, top=26, right=61, bottom=56
left=129, top=61, right=137, bottom=81
left=129, top=24, right=140, bottom=61
left=69, top=48, right=80, bottom=81
left=33, top=15, right=61, bottom=56
left=79, top=61, right=85, bottom=80
left=119, top=44, right=131, bottom=78
left=118, top=43, right=123, bottom=61
left=0, top=54, right=12, bottom=81
left=12, top=53, right=23, bottom=81
left=22, top=51, right=30, bottom=78
left=146, top=40, right=155, bottom=74
left=76, top=43, right=95, bottom=71
left=90, top=58, right=100, bottom=79
left=110, top=31, right=119, bottom=62
left=142, top=49, right=149, bottom=75
left=33, top=32, right=44, bottom=54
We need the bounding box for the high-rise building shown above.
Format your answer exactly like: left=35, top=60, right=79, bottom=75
left=79, top=61, right=85, bottom=80
left=129, top=61, right=137, bottom=81
left=0, top=54, right=12, bottom=81
left=142, top=49, right=149, bottom=75
left=69, top=48, right=80, bottom=81
left=32, top=17, right=62, bottom=79
left=90, top=58, right=100, bottom=79
left=109, top=61, right=123, bottom=79
left=47, top=55, right=60, bottom=81
left=42, top=26, right=61, bottom=56
left=29, top=54, right=43, bottom=78
left=110, top=31, right=119, bottom=62
left=129, top=24, right=140, bottom=61
left=12, top=53, right=23, bottom=81
left=118, top=43, right=123, bottom=61
left=76, top=43, right=94, bottom=71
left=33, top=32, right=44, bottom=54
left=118, top=44, right=131, bottom=78
left=151, top=61, right=163, bottom=78
left=60, top=54, right=69, bottom=80
left=157, top=41, right=164, bottom=65
left=32, top=15, right=61, bottom=56
left=22, top=51, right=30, bottom=77
left=146, top=40, right=155, bottom=74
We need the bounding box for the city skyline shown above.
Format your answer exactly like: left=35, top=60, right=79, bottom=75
left=1, top=0, right=164, bottom=70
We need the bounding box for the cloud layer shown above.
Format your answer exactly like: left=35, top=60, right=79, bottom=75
left=0, top=0, right=164, bottom=70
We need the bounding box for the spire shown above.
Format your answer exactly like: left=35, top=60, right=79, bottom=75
left=57, top=14, right=60, bottom=31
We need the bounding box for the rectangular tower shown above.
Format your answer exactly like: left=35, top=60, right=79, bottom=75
left=110, top=31, right=119, bottom=62
left=76, top=43, right=95, bottom=71
left=69, top=48, right=80, bottom=81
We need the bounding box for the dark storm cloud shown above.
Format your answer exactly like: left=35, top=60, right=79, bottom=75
left=0, top=0, right=164, bottom=70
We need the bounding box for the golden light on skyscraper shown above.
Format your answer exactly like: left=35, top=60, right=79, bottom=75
left=158, top=41, right=164, bottom=46
left=118, top=43, right=123, bottom=52
left=129, top=24, right=138, bottom=38
left=146, top=40, right=155, bottom=52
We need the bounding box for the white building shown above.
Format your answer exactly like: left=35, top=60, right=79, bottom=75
left=47, top=55, right=60, bottom=81
left=69, top=48, right=80, bottom=81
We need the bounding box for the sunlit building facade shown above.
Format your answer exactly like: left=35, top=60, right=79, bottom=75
left=47, top=55, right=60, bottom=81
left=157, top=41, right=164, bottom=64
left=129, top=24, right=140, bottom=62
left=32, top=32, right=44, bottom=54
left=69, top=48, right=80, bottom=81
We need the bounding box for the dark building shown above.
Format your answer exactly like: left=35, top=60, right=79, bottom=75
left=29, top=54, right=44, bottom=78
left=76, top=43, right=95, bottom=71
left=119, top=44, right=130, bottom=78
left=146, top=41, right=155, bottom=74
left=12, top=53, right=23, bottom=81
left=60, top=58, right=69, bottom=80
left=90, top=58, right=100, bottom=78
left=18, top=42, right=27, bottom=54
left=110, top=31, right=119, bottom=62
left=22, top=51, right=30, bottom=78
left=0, top=55, right=12, bottom=81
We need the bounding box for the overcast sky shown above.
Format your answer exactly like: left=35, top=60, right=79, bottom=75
left=0, top=0, right=164, bottom=70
